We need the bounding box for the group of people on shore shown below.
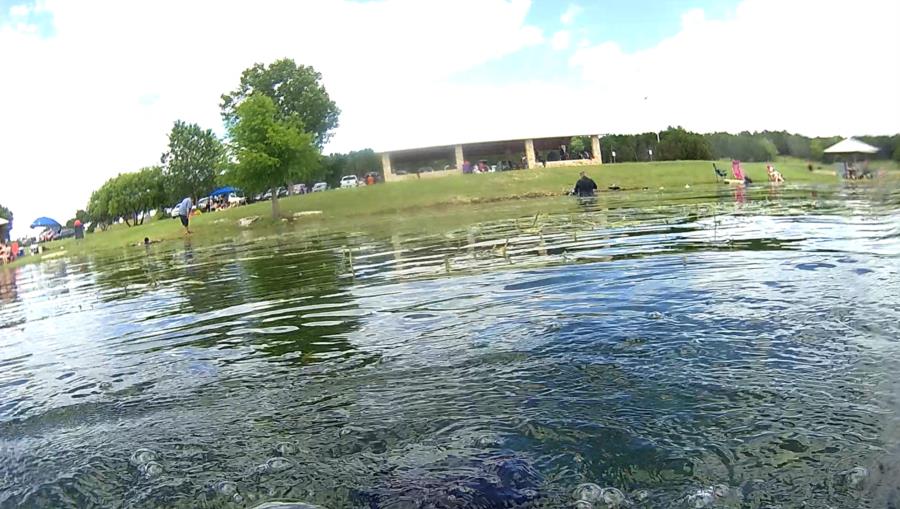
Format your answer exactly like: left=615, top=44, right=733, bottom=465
left=0, top=241, right=20, bottom=264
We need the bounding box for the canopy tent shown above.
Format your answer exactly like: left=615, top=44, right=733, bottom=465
left=0, top=217, right=8, bottom=226
left=210, top=186, right=240, bottom=197
left=823, top=138, right=879, bottom=154
left=30, top=217, right=62, bottom=230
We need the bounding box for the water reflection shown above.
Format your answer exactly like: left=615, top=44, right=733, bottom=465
left=0, top=183, right=899, bottom=508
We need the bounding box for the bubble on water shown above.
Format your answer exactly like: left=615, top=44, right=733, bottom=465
left=647, top=311, right=663, bottom=320
left=574, top=483, right=604, bottom=502
left=214, top=481, right=238, bottom=496
left=129, top=448, right=157, bottom=466
left=574, top=484, right=629, bottom=507
left=684, top=487, right=716, bottom=508
left=631, top=489, right=649, bottom=501
left=275, top=441, right=296, bottom=456
left=713, top=484, right=731, bottom=497
left=258, top=457, right=294, bottom=473
left=598, top=487, right=629, bottom=507
left=472, top=433, right=503, bottom=448
left=98, top=381, right=113, bottom=391
left=139, top=461, right=164, bottom=478
left=838, top=466, right=868, bottom=489
left=232, top=493, right=244, bottom=504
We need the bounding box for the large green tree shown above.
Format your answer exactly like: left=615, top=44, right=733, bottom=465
left=657, top=127, right=712, bottom=161
left=65, top=210, right=89, bottom=229
left=161, top=121, right=224, bottom=203
left=220, top=58, right=340, bottom=148
left=318, top=149, right=380, bottom=186
left=87, top=183, right=113, bottom=231
left=224, top=94, right=319, bottom=218
left=88, top=167, right=167, bottom=228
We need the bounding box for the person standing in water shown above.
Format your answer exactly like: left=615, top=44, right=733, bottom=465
left=177, top=197, right=193, bottom=234
left=572, top=171, right=598, bottom=197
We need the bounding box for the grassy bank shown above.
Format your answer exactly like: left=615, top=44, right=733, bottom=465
left=7, top=157, right=895, bottom=269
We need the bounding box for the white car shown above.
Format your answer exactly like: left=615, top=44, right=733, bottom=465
left=312, top=182, right=328, bottom=192
left=227, top=192, right=246, bottom=205
left=340, top=175, right=359, bottom=188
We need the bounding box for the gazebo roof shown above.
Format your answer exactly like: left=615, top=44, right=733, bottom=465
left=823, top=137, right=879, bottom=154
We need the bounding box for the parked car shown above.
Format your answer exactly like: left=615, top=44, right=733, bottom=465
left=292, top=183, right=308, bottom=195
left=227, top=192, right=247, bottom=205
left=53, top=228, right=76, bottom=240
left=276, top=187, right=288, bottom=197
left=340, top=175, right=359, bottom=188
left=312, top=182, right=328, bottom=192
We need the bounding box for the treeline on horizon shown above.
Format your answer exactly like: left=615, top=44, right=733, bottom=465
left=593, top=127, right=900, bottom=164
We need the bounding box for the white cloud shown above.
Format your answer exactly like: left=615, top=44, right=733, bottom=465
left=551, top=30, right=571, bottom=51
left=8, top=4, right=31, bottom=17
left=560, top=4, right=582, bottom=25
left=568, top=0, right=900, bottom=136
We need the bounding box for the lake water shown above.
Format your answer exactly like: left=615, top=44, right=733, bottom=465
left=1, top=184, right=899, bottom=508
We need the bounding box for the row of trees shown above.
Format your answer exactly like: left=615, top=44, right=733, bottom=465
left=599, top=129, right=900, bottom=164
left=84, top=58, right=344, bottom=225
left=87, top=167, right=167, bottom=230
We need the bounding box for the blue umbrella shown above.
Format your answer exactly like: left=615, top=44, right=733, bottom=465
left=31, top=217, right=62, bottom=230
left=210, top=186, right=239, bottom=197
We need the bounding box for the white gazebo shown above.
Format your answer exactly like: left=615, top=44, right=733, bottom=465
left=824, top=137, right=879, bottom=179
left=823, top=137, right=879, bottom=156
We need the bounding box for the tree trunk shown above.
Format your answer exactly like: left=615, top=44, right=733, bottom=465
left=124, top=216, right=132, bottom=227
left=270, top=189, right=280, bottom=219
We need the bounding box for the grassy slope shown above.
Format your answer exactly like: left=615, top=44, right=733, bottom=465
left=8, top=157, right=895, bottom=268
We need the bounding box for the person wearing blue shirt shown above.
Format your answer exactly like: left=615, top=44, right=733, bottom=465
left=177, top=197, right=193, bottom=234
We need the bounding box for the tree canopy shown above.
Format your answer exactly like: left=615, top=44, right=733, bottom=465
left=220, top=58, right=340, bottom=148
left=319, top=149, right=380, bottom=186
left=161, top=120, right=224, bottom=203
left=65, top=210, right=89, bottom=228
left=658, top=127, right=713, bottom=161
left=87, top=167, right=167, bottom=228
left=224, top=94, right=319, bottom=218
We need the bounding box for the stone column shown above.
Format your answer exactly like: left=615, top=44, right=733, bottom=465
left=591, top=135, right=602, bottom=165
left=454, top=144, right=464, bottom=171
left=381, top=152, right=394, bottom=182
left=524, top=139, right=536, bottom=169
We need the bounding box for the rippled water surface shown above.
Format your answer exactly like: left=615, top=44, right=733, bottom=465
left=2, top=184, right=899, bottom=508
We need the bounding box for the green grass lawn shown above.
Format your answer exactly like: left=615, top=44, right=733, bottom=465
left=8, top=157, right=895, bottom=269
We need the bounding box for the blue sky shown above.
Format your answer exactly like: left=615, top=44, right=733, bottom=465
left=0, top=0, right=53, bottom=36
left=454, top=0, right=740, bottom=86
left=528, top=0, right=738, bottom=51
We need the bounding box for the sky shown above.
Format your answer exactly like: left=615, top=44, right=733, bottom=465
left=1, top=0, right=898, bottom=238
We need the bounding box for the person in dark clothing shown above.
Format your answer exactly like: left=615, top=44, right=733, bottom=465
left=573, top=171, right=598, bottom=196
